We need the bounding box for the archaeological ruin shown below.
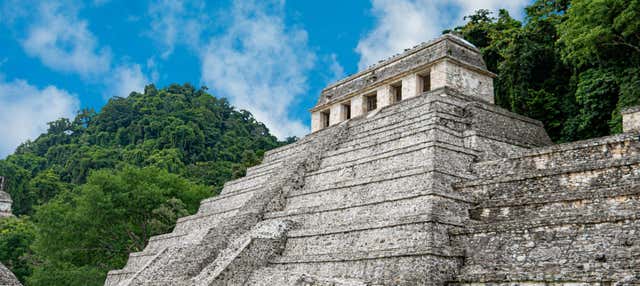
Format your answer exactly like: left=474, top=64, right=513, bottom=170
left=0, top=176, right=13, bottom=218
left=105, top=34, right=640, bottom=286
left=0, top=176, right=22, bottom=286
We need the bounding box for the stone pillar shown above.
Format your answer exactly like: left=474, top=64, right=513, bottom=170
left=429, top=59, right=494, bottom=104
left=311, top=111, right=322, bottom=132
left=430, top=60, right=448, bottom=91
left=402, top=74, right=419, bottom=99
left=622, top=106, right=640, bottom=133
left=329, top=104, right=344, bottom=126
left=377, top=85, right=393, bottom=108
left=351, top=95, right=365, bottom=118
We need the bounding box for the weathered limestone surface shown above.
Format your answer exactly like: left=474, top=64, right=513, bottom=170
left=0, top=176, right=13, bottom=218
left=0, top=262, right=22, bottom=286
left=622, top=106, right=640, bottom=133
left=451, top=133, right=640, bottom=285
left=106, top=33, right=640, bottom=285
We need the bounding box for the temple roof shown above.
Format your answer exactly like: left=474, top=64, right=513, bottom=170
left=312, top=33, right=492, bottom=111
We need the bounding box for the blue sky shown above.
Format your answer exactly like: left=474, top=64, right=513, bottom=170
left=0, top=0, right=532, bottom=157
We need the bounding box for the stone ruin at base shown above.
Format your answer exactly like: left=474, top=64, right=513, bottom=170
left=0, top=262, right=22, bottom=286
left=0, top=177, right=22, bottom=286
left=106, top=34, right=640, bottom=286
left=0, top=176, right=13, bottom=218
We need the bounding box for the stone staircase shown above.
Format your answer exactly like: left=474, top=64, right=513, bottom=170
left=105, top=122, right=349, bottom=286
left=450, top=133, right=640, bottom=285
left=243, top=89, right=551, bottom=286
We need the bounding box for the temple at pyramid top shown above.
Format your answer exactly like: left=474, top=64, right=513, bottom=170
left=310, top=33, right=496, bottom=132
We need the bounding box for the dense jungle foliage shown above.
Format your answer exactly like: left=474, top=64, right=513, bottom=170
left=445, top=0, right=640, bottom=142
left=0, top=0, right=639, bottom=285
left=0, top=83, right=286, bottom=285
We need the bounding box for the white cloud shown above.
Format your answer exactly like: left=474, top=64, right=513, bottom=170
left=328, top=54, right=346, bottom=82
left=200, top=0, right=314, bottom=138
left=22, top=2, right=112, bottom=77
left=147, top=0, right=207, bottom=59
left=6, top=0, right=150, bottom=98
left=107, top=64, right=149, bottom=98
left=357, top=0, right=529, bottom=69
left=0, top=77, right=79, bottom=158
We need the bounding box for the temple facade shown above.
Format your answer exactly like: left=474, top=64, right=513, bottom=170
left=311, top=34, right=494, bottom=132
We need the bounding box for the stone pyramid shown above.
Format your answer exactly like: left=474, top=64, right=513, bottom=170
left=105, top=34, right=640, bottom=286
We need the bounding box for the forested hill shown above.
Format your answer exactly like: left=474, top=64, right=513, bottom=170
left=2, top=83, right=286, bottom=216
left=0, top=83, right=290, bottom=285
left=445, top=0, right=640, bottom=142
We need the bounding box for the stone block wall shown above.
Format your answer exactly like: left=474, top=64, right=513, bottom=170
left=451, top=133, right=640, bottom=285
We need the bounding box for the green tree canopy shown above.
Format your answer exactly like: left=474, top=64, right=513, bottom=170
left=28, top=166, right=209, bottom=286
left=448, top=0, right=639, bottom=142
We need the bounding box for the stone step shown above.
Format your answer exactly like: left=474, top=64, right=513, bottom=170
left=105, top=269, right=135, bottom=286
left=321, top=123, right=466, bottom=169
left=345, top=93, right=466, bottom=139
left=268, top=189, right=467, bottom=237
left=340, top=109, right=468, bottom=152
left=472, top=133, right=640, bottom=179
left=197, top=186, right=261, bottom=213
left=272, top=243, right=462, bottom=265
left=469, top=183, right=640, bottom=223
left=143, top=232, right=189, bottom=253
left=341, top=103, right=467, bottom=147
left=263, top=251, right=462, bottom=285
left=332, top=114, right=467, bottom=157
left=287, top=211, right=465, bottom=239
left=456, top=157, right=640, bottom=203
left=173, top=208, right=239, bottom=234
left=286, top=165, right=469, bottom=211
left=245, top=268, right=370, bottom=286
left=304, top=141, right=477, bottom=191
left=262, top=133, right=317, bottom=163
left=140, top=280, right=189, bottom=286
left=245, top=158, right=283, bottom=177
left=268, top=218, right=461, bottom=262
left=220, top=170, right=273, bottom=194
left=122, top=251, right=159, bottom=272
